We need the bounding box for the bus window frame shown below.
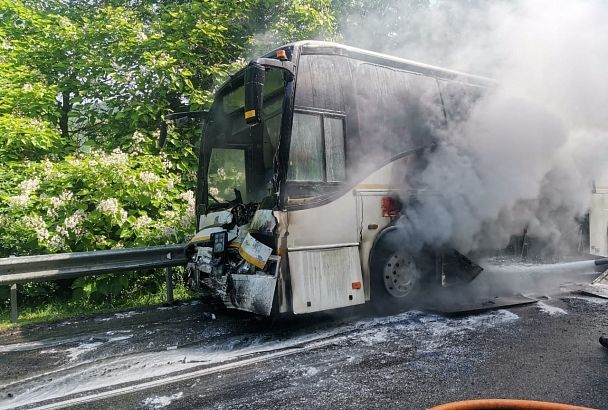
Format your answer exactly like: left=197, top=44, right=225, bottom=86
left=285, top=106, right=347, bottom=197
left=206, top=142, right=254, bottom=206
left=199, top=64, right=296, bottom=217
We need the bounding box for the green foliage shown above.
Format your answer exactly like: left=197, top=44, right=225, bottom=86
left=0, top=61, right=59, bottom=119
left=0, top=148, right=195, bottom=302
left=1, top=0, right=259, bottom=149
left=0, top=115, right=62, bottom=161
left=0, top=149, right=194, bottom=256
left=272, top=0, right=336, bottom=41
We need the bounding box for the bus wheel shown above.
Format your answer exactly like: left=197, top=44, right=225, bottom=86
left=370, top=234, right=425, bottom=312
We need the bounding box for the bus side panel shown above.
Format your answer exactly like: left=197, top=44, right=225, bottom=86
left=286, top=155, right=416, bottom=311
left=274, top=210, right=295, bottom=314
left=289, top=245, right=364, bottom=313
left=286, top=189, right=364, bottom=313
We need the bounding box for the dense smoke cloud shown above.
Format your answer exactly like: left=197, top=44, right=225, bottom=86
left=342, top=0, right=608, bottom=254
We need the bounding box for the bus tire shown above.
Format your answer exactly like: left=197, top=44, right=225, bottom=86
left=369, top=231, right=430, bottom=313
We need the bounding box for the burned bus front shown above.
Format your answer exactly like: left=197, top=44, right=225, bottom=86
left=185, top=50, right=294, bottom=316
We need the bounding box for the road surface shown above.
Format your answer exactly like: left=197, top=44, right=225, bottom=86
left=1, top=262, right=607, bottom=409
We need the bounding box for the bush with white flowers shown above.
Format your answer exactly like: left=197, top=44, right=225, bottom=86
left=0, top=148, right=195, bottom=304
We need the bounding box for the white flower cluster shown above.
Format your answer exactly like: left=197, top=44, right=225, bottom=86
left=130, top=131, right=146, bottom=154
left=8, top=178, right=41, bottom=207
left=41, top=159, right=55, bottom=178
left=136, top=30, right=148, bottom=42
left=163, top=210, right=177, bottom=219
left=97, top=198, right=128, bottom=225
left=26, top=119, right=46, bottom=132
left=161, top=226, right=177, bottom=238
left=18, top=178, right=40, bottom=194
left=67, top=157, right=82, bottom=167
left=166, top=177, right=176, bottom=190
left=56, top=225, right=69, bottom=237
left=58, top=190, right=73, bottom=204
left=179, top=190, right=196, bottom=228
left=139, top=171, right=160, bottom=184
left=97, top=198, right=120, bottom=215
left=51, top=209, right=87, bottom=239
left=48, top=235, right=66, bottom=251
left=97, top=148, right=129, bottom=167
left=160, top=152, right=173, bottom=172
left=119, top=209, right=128, bottom=223
left=95, top=235, right=107, bottom=247
left=180, top=213, right=194, bottom=229
left=47, top=191, right=74, bottom=217
left=23, top=215, right=49, bottom=242
left=64, top=209, right=86, bottom=232
left=7, top=194, right=29, bottom=207
left=133, top=215, right=153, bottom=230
left=132, top=130, right=146, bottom=144
left=180, top=190, right=195, bottom=206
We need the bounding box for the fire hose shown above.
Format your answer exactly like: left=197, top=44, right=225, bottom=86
left=428, top=399, right=596, bottom=410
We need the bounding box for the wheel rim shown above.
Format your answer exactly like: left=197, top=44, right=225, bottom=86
left=382, top=253, right=419, bottom=298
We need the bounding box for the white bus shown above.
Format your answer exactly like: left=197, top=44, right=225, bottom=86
left=184, top=41, right=492, bottom=316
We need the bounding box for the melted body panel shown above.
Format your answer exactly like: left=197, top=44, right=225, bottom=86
left=229, top=273, right=277, bottom=316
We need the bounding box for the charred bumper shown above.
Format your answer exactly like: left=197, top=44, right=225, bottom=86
left=186, top=207, right=280, bottom=316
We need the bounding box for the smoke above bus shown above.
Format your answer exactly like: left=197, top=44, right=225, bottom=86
left=339, top=0, right=608, bottom=255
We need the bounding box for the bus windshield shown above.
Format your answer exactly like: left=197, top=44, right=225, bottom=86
left=203, top=67, right=285, bottom=209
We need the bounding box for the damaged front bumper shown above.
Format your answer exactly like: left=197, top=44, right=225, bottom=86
left=186, top=206, right=281, bottom=316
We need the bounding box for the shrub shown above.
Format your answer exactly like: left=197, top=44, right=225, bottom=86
left=0, top=141, right=195, bottom=305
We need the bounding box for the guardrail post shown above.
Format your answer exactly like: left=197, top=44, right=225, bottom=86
left=10, top=283, right=18, bottom=323
left=165, top=267, right=174, bottom=305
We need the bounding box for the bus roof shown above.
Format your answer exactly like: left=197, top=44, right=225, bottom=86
left=275, top=40, right=494, bottom=87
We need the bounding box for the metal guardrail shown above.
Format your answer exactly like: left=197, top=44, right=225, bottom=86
left=0, top=244, right=188, bottom=323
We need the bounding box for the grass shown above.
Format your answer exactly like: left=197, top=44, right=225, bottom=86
left=0, top=281, right=195, bottom=331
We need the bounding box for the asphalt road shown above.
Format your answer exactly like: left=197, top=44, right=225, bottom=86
left=1, top=265, right=608, bottom=409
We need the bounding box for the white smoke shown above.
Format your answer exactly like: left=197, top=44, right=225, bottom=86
left=342, top=0, right=608, bottom=254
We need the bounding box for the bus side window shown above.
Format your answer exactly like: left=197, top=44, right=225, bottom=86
left=287, top=113, right=324, bottom=182
left=355, top=63, right=443, bottom=158
left=287, top=112, right=346, bottom=184
left=324, top=117, right=345, bottom=182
